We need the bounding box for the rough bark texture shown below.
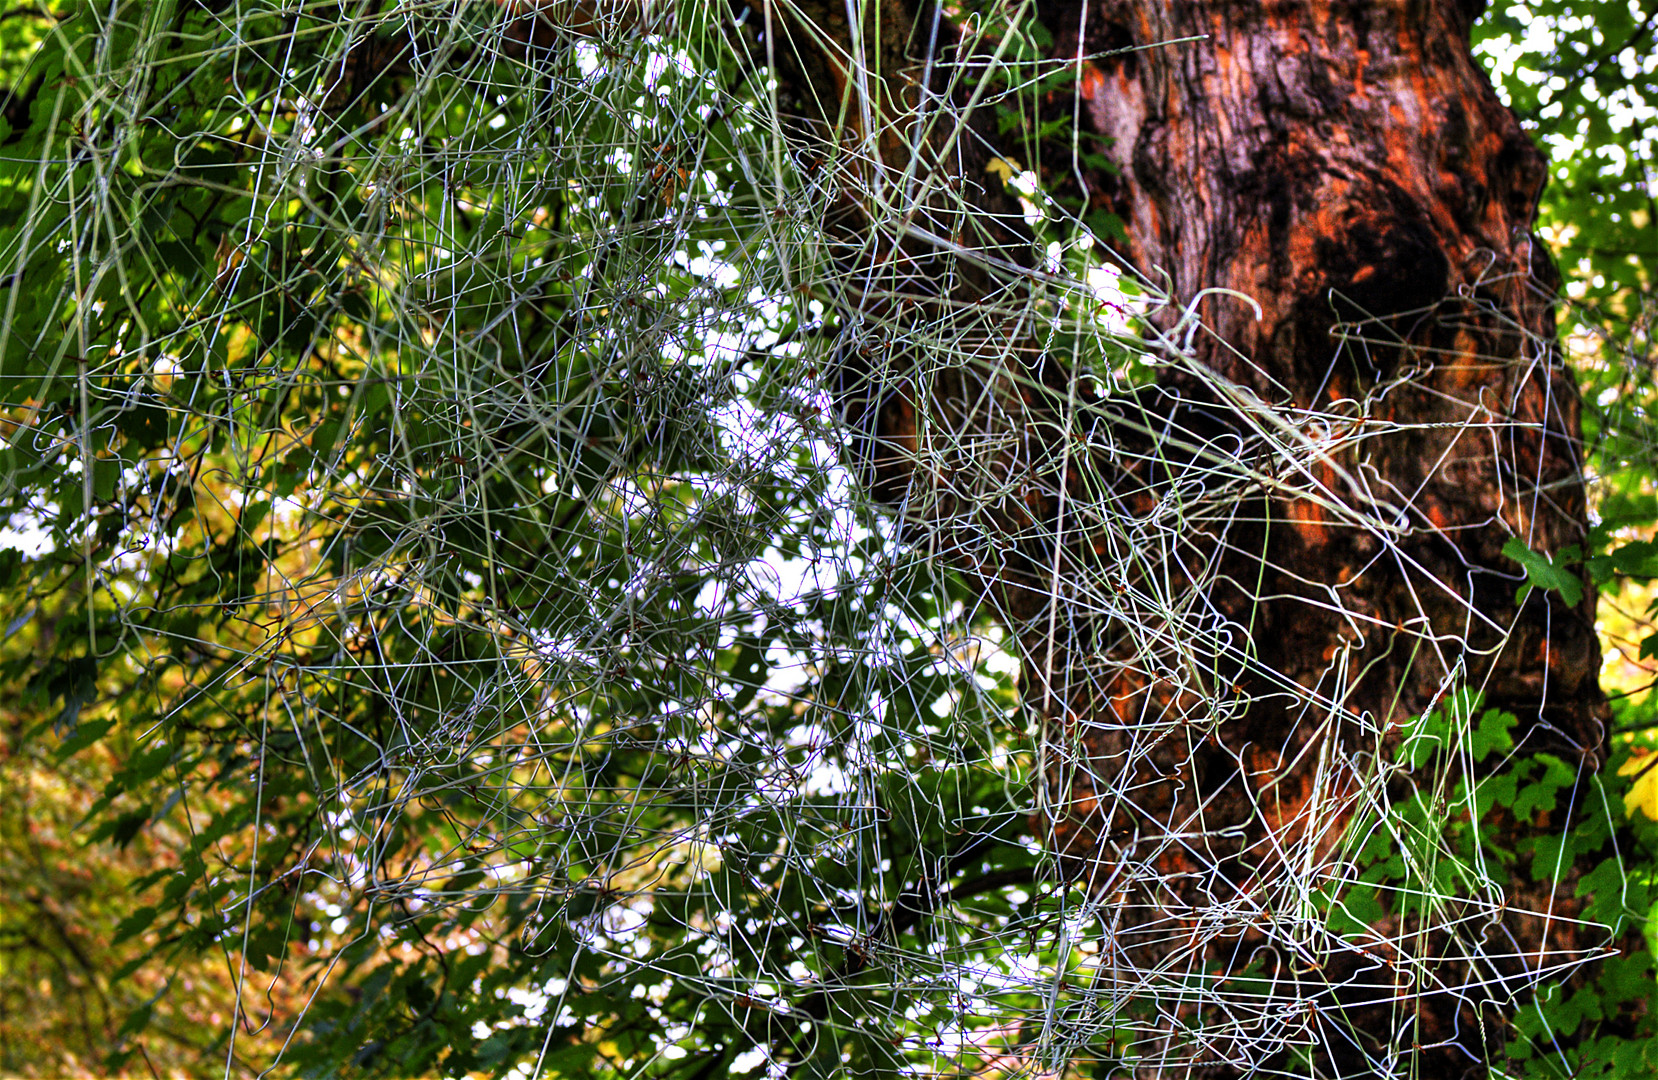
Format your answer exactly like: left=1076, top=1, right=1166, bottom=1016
left=1045, top=0, right=1600, bottom=733
left=1024, top=3, right=1607, bottom=1074
left=730, top=0, right=1608, bottom=1073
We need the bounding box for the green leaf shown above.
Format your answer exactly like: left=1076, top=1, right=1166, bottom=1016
left=116, top=1001, right=154, bottom=1038
left=1610, top=540, right=1658, bottom=578
left=1513, top=754, right=1575, bottom=820
left=106, top=807, right=152, bottom=849
left=112, top=905, right=158, bottom=945
left=1502, top=536, right=1584, bottom=607
left=91, top=458, right=120, bottom=502
left=1086, top=209, right=1128, bottom=242
left=1469, top=708, right=1517, bottom=763
left=108, top=954, right=150, bottom=985
left=55, top=718, right=113, bottom=759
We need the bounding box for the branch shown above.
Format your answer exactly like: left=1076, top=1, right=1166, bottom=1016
left=795, top=863, right=1037, bottom=1021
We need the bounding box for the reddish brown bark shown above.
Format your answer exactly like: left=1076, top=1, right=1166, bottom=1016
left=1025, top=8, right=1608, bottom=1074
left=1045, top=0, right=1599, bottom=730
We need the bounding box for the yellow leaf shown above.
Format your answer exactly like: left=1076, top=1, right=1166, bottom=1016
left=985, top=156, right=1021, bottom=185
left=1618, top=751, right=1658, bottom=820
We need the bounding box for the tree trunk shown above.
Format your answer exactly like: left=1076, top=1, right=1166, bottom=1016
left=687, top=0, right=1608, bottom=1072
left=1021, top=2, right=1608, bottom=1073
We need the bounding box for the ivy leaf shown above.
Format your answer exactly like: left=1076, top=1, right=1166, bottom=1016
left=1502, top=537, right=1584, bottom=607
left=1469, top=708, right=1517, bottom=764
left=1513, top=753, right=1575, bottom=820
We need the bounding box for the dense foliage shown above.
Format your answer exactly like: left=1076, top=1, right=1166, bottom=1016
left=0, top=0, right=1656, bottom=1077
left=0, top=3, right=1052, bottom=1075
